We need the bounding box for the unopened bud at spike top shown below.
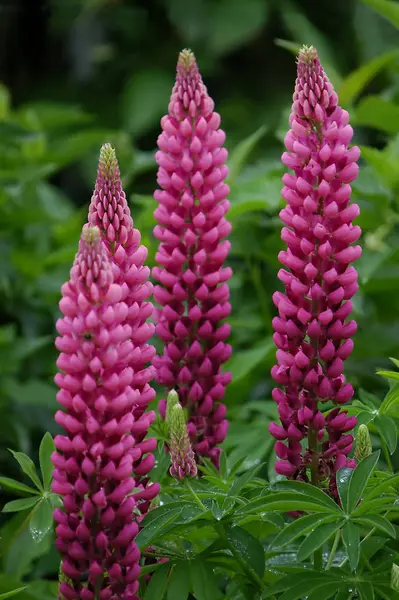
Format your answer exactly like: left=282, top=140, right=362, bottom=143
left=355, top=424, right=372, bottom=461
left=269, top=46, right=360, bottom=497
left=152, top=49, right=232, bottom=469
left=166, top=389, right=180, bottom=424
left=169, top=404, right=198, bottom=480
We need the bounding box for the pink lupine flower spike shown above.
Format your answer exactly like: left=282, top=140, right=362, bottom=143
left=153, top=49, right=232, bottom=468
left=269, top=46, right=361, bottom=496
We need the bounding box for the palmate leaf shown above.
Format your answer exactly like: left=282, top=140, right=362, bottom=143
left=225, top=525, right=265, bottom=578
left=167, top=562, right=190, bottom=600
left=143, top=563, right=169, bottom=600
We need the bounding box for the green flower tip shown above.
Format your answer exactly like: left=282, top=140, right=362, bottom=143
left=355, top=424, right=372, bottom=462
left=81, top=225, right=101, bottom=246
left=166, top=389, right=180, bottom=424
left=99, top=143, right=119, bottom=179
left=392, top=563, right=399, bottom=591
left=178, top=48, right=197, bottom=72
left=170, top=403, right=187, bottom=439
left=297, top=45, right=318, bottom=65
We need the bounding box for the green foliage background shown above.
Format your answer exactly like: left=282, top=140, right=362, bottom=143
left=1, top=0, right=399, bottom=592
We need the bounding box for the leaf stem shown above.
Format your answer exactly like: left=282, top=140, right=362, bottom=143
left=185, top=479, right=207, bottom=511
left=326, top=529, right=340, bottom=570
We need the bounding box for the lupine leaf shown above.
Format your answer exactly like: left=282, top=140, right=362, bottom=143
left=342, top=521, right=360, bottom=571
left=8, top=451, right=43, bottom=492
left=346, top=452, right=380, bottom=512
left=297, top=520, right=344, bottom=561
left=39, top=432, right=55, bottom=490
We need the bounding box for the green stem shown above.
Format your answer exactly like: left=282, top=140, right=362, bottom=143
left=216, top=523, right=265, bottom=591
left=185, top=479, right=207, bottom=511
left=326, top=530, right=340, bottom=570
left=381, top=438, right=393, bottom=473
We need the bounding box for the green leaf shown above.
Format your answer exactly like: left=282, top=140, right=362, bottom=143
left=346, top=452, right=380, bottom=513
left=237, top=492, right=337, bottom=515
left=272, top=480, right=342, bottom=513
left=8, top=451, right=43, bottom=492
left=122, top=70, right=171, bottom=136
left=338, top=49, right=399, bottom=105
left=356, top=581, right=375, bottom=600
left=2, top=497, right=40, bottom=513
left=355, top=96, right=399, bottom=133
left=167, top=562, right=190, bottom=600
left=273, top=514, right=337, bottom=549
left=225, top=525, right=265, bottom=578
left=375, top=414, right=398, bottom=454
left=143, top=563, right=169, bottom=600
left=377, top=369, right=399, bottom=381
left=228, top=126, right=267, bottom=184
left=379, top=382, right=399, bottom=416
left=353, top=514, right=396, bottom=538
left=262, top=572, right=344, bottom=598
left=207, top=0, right=269, bottom=55
left=278, top=580, right=339, bottom=600
left=227, top=464, right=263, bottom=498
left=135, top=508, right=183, bottom=549
left=342, top=521, right=360, bottom=571
left=297, top=520, right=344, bottom=562
left=361, top=0, right=399, bottom=29
left=190, top=560, right=222, bottom=600
left=0, top=477, right=40, bottom=496
left=306, top=585, right=341, bottom=600
left=39, top=433, right=55, bottom=490
left=0, top=588, right=27, bottom=599
left=226, top=340, right=274, bottom=384
left=29, top=499, right=54, bottom=543
left=363, top=472, right=399, bottom=501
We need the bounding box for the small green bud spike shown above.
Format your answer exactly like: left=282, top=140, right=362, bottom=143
left=98, top=143, right=119, bottom=182
left=166, top=389, right=180, bottom=424
left=392, top=563, right=399, bottom=591
left=178, top=48, right=196, bottom=71
left=170, top=403, right=187, bottom=441
left=355, top=424, right=372, bottom=461
left=81, top=225, right=101, bottom=245
left=169, top=403, right=197, bottom=480
left=297, top=45, right=318, bottom=66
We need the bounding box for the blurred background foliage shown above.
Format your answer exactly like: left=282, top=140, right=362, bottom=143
left=1, top=0, right=399, bottom=592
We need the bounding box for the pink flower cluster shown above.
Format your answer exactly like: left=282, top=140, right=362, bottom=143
left=152, top=49, right=232, bottom=468
left=52, top=146, right=159, bottom=599
left=269, top=46, right=360, bottom=491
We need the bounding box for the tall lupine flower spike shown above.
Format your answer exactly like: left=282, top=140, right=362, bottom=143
left=88, top=143, right=159, bottom=514
left=152, top=49, right=232, bottom=468
left=169, top=402, right=198, bottom=479
left=269, top=46, right=361, bottom=495
left=53, top=226, right=144, bottom=599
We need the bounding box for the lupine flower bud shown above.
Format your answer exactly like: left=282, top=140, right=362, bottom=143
left=169, top=403, right=198, bottom=480
left=88, top=143, right=159, bottom=514
left=392, top=564, right=399, bottom=592
left=54, top=225, right=145, bottom=598
left=152, top=49, right=232, bottom=468
left=269, top=46, right=360, bottom=494
left=165, top=389, right=180, bottom=424
left=355, top=424, right=372, bottom=461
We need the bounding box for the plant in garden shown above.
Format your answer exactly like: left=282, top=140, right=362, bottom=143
left=152, top=48, right=232, bottom=468
left=270, top=45, right=361, bottom=496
